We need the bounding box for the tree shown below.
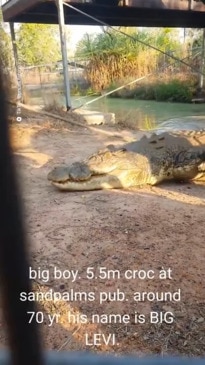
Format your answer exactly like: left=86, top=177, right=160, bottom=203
left=75, top=27, right=183, bottom=91
left=0, top=9, right=13, bottom=69
left=183, top=28, right=202, bottom=51
left=16, top=24, right=62, bottom=66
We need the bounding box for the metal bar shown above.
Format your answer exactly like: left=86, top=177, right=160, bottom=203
left=74, top=73, right=152, bottom=110
left=56, top=0, right=71, bottom=110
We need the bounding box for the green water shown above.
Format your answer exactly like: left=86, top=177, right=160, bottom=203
left=28, top=88, right=205, bottom=130
left=73, top=96, right=205, bottom=130
left=73, top=96, right=203, bottom=118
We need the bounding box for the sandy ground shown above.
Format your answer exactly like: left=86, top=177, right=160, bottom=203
left=0, top=110, right=205, bottom=357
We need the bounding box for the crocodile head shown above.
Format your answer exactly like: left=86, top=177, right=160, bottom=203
left=47, top=162, right=99, bottom=191
left=47, top=132, right=205, bottom=191
left=47, top=149, right=159, bottom=191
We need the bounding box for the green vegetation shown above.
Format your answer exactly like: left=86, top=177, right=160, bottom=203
left=0, top=10, right=13, bottom=69
left=16, top=24, right=61, bottom=66
left=70, top=85, right=98, bottom=97
left=0, top=9, right=14, bottom=98
left=153, top=79, right=194, bottom=102
left=108, top=76, right=196, bottom=103
left=75, top=27, right=203, bottom=103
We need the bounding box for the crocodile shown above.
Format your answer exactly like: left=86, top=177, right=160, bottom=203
left=47, top=129, right=205, bottom=191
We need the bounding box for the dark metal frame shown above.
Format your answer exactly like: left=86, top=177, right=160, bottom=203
left=2, top=0, right=205, bottom=27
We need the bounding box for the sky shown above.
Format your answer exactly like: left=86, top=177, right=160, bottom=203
left=67, top=25, right=102, bottom=54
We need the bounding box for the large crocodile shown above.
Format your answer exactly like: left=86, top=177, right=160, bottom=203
left=47, top=129, right=205, bottom=191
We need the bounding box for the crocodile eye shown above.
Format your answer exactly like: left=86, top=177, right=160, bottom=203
left=149, top=140, right=157, bottom=144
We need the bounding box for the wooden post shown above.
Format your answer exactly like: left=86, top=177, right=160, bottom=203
left=56, top=0, right=71, bottom=111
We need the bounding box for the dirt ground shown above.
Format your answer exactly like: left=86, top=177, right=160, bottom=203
left=0, top=108, right=205, bottom=357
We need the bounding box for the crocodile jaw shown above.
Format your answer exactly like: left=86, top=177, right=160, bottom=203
left=50, top=174, right=124, bottom=191
left=48, top=167, right=163, bottom=191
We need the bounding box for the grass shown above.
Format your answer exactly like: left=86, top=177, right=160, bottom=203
left=107, top=73, right=197, bottom=103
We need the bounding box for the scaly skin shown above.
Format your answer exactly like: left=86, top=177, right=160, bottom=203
left=47, top=130, right=205, bottom=191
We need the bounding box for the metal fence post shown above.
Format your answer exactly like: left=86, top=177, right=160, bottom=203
left=56, top=0, right=72, bottom=111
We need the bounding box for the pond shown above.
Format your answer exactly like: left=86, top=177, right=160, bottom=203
left=27, top=88, right=205, bottom=131
left=73, top=96, right=205, bottom=131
